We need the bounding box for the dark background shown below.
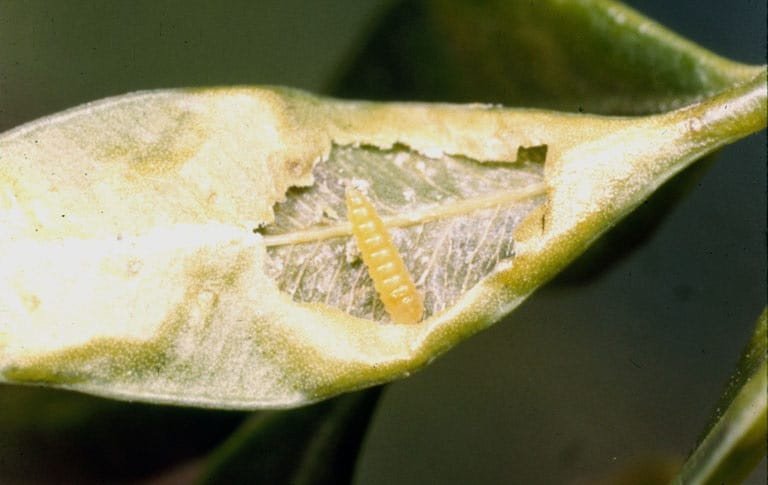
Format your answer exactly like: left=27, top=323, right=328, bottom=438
left=0, top=1, right=765, bottom=483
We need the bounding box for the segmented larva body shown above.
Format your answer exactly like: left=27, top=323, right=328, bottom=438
left=345, top=186, right=424, bottom=324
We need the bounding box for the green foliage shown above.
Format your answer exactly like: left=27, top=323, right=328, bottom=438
left=201, top=388, right=382, bottom=484
left=672, top=310, right=767, bottom=484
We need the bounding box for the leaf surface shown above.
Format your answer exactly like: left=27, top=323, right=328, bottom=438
left=334, top=0, right=758, bottom=114
left=200, top=388, right=382, bottom=484
left=672, top=309, right=767, bottom=484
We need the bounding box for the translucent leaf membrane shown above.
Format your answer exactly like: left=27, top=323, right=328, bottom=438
left=261, top=146, right=545, bottom=322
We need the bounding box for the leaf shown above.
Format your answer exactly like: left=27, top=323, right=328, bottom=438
left=671, top=309, right=767, bottom=484
left=333, top=0, right=759, bottom=115
left=199, top=387, right=382, bottom=484
left=0, top=12, right=766, bottom=409
left=0, top=385, right=246, bottom=482
left=330, top=0, right=761, bottom=285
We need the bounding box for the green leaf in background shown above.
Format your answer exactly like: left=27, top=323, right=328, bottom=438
left=334, top=0, right=757, bottom=114
left=0, top=385, right=246, bottom=483
left=200, top=388, right=382, bottom=484
left=0, top=4, right=765, bottom=412
left=672, top=309, right=767, bottom=485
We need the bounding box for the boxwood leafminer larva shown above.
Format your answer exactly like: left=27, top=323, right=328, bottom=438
left=345, top=186, right=424, bottom=324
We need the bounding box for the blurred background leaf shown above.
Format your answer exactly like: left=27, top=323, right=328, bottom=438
left=332, top=0, right=756, bottom=113
left=200, top=388, right=382, bottom=485
left=672, top=309, right=767, bottom=484
left=0, top=386, right=246, bottom=484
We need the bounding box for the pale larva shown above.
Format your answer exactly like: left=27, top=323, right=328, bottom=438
left=345, top=186, right=424, bottom=324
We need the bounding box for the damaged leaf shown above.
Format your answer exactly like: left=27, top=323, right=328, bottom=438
left=260, top=145, right=546, bottom=323
left=1, top=70, right=763, bottom=409
left=0, top=3, right=766, bottom=408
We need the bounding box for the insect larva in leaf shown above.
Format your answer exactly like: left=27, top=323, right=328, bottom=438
left=345, top=186, right=424, bottom=324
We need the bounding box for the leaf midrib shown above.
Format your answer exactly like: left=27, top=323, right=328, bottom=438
left=260, top=182, right=548, bottom=247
